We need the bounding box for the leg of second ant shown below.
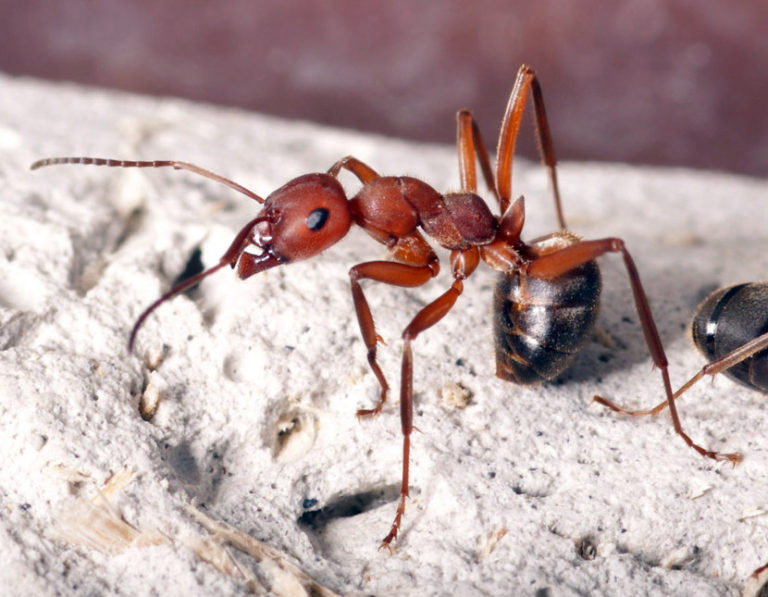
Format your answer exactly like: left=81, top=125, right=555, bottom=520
left=594, top=373, right=699, bottom=417
left=596, top=330, right=768, bottom=418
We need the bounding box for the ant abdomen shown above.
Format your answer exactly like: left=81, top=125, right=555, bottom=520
left=493, top=234, right=601, bottom=384
left=691, top=282, right=768, bottom=391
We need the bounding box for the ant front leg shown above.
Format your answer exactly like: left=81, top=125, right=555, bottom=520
left=350, top=260, right=436, bottom=417
left=527, top=237, right=741, bottom=463
left=349, top=232, right=440, bottom=418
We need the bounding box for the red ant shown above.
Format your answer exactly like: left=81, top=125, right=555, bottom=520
left=596, top=282, right=768, bottom=434
left=31, top=65, right=740, bottom=549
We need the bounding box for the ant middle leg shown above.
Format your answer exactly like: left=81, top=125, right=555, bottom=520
left=381, top=278, right=464, bottom=548
left=527, top=237, right=741, bottom=463
left=381, top=248, right=476, bottom=548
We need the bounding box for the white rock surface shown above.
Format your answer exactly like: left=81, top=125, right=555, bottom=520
left=1, top=71, right=768, bottom=596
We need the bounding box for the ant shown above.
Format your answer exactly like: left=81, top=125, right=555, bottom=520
left=596, top=282, right=768, bottom=425
left=30, top=65, right=739, bottom=549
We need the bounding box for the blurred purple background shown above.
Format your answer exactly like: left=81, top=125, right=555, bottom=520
left=2, top=0, right=767, bottom=176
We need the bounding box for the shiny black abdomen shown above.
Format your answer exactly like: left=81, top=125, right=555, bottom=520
left=493, top=258, right=601, bottom=384
left=691, top=282, right=768, bottom=392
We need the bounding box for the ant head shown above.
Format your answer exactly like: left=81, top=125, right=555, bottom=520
left=29, top=157, right=355, bottom=352
left=260, top=173, right=352, bottom=262
left=129, top=172, right=352, bottom=352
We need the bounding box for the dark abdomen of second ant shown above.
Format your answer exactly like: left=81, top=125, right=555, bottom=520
left=493, top=260, right=601, bottom=384
left=690, top=282, right=768, bottom=392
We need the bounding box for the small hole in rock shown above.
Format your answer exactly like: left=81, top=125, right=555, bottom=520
left=173, top=247, right=205, bottom=293
left=297, top=484, right=400, bottom=531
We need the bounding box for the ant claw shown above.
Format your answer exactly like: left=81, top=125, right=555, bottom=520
left=356, top=406, right=383, bottom=419
left=378, top=538, right=396, bottom=553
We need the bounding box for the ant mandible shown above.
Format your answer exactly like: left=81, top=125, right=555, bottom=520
left=30, top=65, right=740, bottom=549
left=596, top=281, right=768, bottom=424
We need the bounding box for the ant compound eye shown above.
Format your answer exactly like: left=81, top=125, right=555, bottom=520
left=306, top=207, right=329, bottom=231
left=265, top=173, right=351, bottom=261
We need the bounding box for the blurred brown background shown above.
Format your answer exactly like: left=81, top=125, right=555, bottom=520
left=2, top=0, right=767, bottom=176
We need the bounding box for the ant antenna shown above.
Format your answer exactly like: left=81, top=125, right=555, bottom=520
left=128, top=214, right=272, bottom=352
left=30, top=157, right=266, bottom=204
left=128, top=260, right=230, bottom=352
